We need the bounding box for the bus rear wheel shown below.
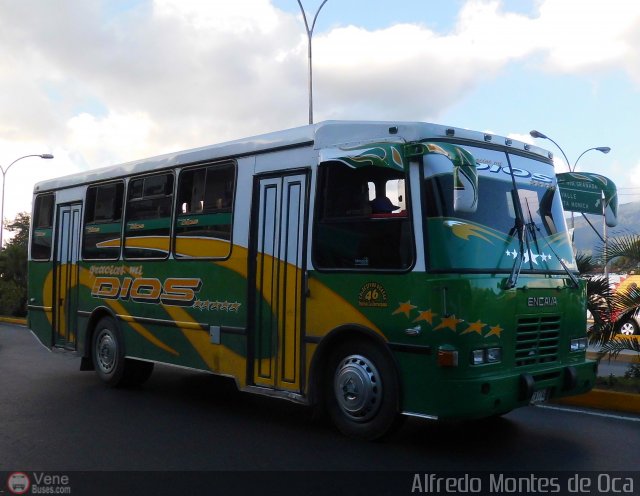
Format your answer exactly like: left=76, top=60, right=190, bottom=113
left=92, top=317, right=154, bottom=387
left=325, top=339, right=402, bottom=440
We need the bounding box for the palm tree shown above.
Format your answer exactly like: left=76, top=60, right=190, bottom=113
left=0, top=214, right=30, bottom=316
left=577, top=252, right=616, bottom=346
left=605, top=234, right=640, bottom=333
left=589, top=234, right=640, bottom=376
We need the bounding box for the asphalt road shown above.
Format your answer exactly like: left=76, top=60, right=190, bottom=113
left=1, top=324, right=638, bottom=494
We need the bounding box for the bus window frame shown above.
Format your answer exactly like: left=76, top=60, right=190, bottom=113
left=31, top=192, right=56, bottom=262
left=82, top=180, right=125, bottom=262
left=173, top=160, right=237, bottom=262
left=123, top=171, right=175, bottom=261
left=311, top=160, right=416, bottom=273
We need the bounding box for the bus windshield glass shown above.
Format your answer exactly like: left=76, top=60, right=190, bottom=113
left=423, top=144, right=575, bottom=273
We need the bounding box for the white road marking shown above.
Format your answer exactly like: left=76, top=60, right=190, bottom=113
left=536, top=404, right=640, bottom=422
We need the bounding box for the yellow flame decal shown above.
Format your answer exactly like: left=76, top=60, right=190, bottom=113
left=445, top=220, right=504, bottom=244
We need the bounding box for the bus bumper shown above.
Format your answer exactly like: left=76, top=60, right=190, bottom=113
left=401, top=360, right=598, bottom=420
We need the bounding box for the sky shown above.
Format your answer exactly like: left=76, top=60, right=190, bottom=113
left=1, top=0, right=640, bottom=242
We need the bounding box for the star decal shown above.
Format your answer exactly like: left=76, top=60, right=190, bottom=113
left=526, top=251, right=540, bottom=265
left=506, top=248, right=548, bottom=265
left=413, top=309, right=436, bottom=325
left=485, top=324, right=503, bottom=338
left=392, top=301, right=417, bottom=319
left=434, top=315, right=463, bottom=332
left=461, top=320, right=486, bottom=335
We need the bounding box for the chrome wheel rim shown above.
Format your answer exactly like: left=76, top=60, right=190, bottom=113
left=620, top=322, right=636, bottom=336
left=334, top=354, right=382, bottom=422
left=96, top=330, right=117, bottom=374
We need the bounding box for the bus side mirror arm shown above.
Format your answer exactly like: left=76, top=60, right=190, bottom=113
left=404, top=142, right=478, bottom=213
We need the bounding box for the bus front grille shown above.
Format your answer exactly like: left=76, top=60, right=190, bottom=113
left=515, top=315, right=560, bottom=367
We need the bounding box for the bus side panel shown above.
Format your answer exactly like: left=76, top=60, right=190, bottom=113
left=308, top=271, right=593, bottom=419
left=77, top=256, right=251, bottom=382
left=27, top=262, right=54, bottom=348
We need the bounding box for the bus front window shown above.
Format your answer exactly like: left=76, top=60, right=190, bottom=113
left=423, top=147, right=574, bottom=273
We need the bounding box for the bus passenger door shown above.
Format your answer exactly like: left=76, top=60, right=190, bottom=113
left=251, top=171, right=308, bottom=392
left=54, top=203, right=82, bottom=350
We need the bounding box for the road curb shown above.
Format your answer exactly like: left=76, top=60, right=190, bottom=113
left=0, top=316, right=26, bottom=325
left=553, top=389, right=640, bottom=415
left=587, top=349, right=639, bottom=364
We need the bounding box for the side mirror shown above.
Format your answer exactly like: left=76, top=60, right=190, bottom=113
left=406, top=142, right=478, bottom=213
left=453, top=158, right=478, bottom=213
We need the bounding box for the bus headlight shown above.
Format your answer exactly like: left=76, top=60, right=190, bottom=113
left=486, top=347, right=502, bottom=363
left=570, top=337, right=588, bottom=352
left=471, top=350, right=485, bottom=365
left=471, top=347, right=502, bottom=365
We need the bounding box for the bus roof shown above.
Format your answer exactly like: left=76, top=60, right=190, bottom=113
left=34, top=120, right=553, bottom=193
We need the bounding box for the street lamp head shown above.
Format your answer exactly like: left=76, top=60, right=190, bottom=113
left=1, top=152, right=54, bottom=250
left=595, top=147, right=611, bottom=154
left=529, top=130, right=548, bottom=139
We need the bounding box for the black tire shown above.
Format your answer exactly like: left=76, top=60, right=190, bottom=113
left=92, top=317, right=154, bottom=387
left=122, top=359, right=154, bottom=387
left=325, top=339, right=403, bottom=440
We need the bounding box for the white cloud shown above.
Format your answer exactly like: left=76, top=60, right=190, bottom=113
left=627, top=162, right=640, bottom=202
left=3, top=0, right=639, bottom=150
left=67, top=111, right=159, bottom=168
left=507, top=133, right=534, bottom=145
left=535, top=0, right=640, bottom=75
left=631, top=163, right=640, bottom=187
left=154, top=0, right=283, bottom=34
left=1, top=0, right=640, bottom=227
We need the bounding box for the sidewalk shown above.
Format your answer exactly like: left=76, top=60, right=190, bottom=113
left=556, top=346, right=640, bottom=415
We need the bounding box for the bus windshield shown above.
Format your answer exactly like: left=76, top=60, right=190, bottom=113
left=423, top=144, right=575, bottom=273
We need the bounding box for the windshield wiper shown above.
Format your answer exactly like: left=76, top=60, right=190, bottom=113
left=506, top=190, right=525, bottom=289
left=506, top=154, right=530, bottom=289
left=524, top=198, right=541, bottom=255
left=524, top=210, right=580, bottom=288
left=505, top=155, right=579, bottom=289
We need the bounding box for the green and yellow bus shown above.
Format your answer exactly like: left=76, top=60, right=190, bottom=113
left=28, top=121, right=597, bottom=439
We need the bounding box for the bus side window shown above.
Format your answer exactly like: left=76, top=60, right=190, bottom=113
left=31, top=193, right=55, bottom=261
left=82, top=182, right=124, bottom=260
left=124, top=173, right=174, bottom=259
left=313, top=162, right=412, bottom=270
left=174, top=162, right=235, bottom=259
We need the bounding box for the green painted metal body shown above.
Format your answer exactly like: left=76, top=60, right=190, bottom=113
left=311, top=270, right=593, bottom=418
left=27, top=121, right=596, bottom=421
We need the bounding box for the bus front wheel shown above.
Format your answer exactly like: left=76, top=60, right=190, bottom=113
left=92, top=317, right=154, bottom=387
left=325, top=339, right=402, bottom=440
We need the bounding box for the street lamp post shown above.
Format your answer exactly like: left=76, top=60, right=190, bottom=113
left=529, top=130, right=611, bottom=274
left=297, top=0, right=329, bottom=125
left=573, top=146, right=611, bottom=172
left=0, top=153, right=54, bottom=250
left=529, top=130, right=610, bottom=173
left=529, top=130, right=572, bottom=171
